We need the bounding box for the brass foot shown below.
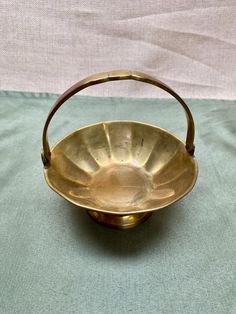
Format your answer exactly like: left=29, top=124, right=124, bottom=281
left=87, top=210, right=152, bottom=229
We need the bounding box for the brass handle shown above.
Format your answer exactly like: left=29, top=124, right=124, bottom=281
left=42, top=70, right=195, bottom=167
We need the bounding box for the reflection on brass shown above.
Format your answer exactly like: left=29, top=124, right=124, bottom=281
left=42, top=70, right=198, bottom=229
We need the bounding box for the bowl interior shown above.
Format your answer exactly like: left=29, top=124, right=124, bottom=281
left=45, top=121, right=197, bottom=214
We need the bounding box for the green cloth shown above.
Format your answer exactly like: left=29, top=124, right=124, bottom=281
left=0, top=91, right=235, bottom=314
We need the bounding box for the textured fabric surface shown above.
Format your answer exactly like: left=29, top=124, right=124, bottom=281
left=0, top=91, right=236, bottom=314
left=0, top=1, right=236, bottom=99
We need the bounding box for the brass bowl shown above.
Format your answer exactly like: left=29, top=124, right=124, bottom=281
left=42, top=70, right=198, bottom=229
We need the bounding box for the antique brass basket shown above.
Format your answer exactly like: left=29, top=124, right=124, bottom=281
left=41, top=70, right=198, bottom=229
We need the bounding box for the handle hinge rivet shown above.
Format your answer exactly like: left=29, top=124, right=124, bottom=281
left=41, top=152, right=50, bottom=168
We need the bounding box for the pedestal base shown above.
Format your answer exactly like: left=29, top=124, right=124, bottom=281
left=87, top=210, right=152, bottom=229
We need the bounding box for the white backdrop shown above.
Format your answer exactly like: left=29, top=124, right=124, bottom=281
left=0, top=1, right=236, bottom=99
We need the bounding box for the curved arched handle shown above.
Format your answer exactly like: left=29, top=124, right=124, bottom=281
left=42, top=70, right=195, bottom=167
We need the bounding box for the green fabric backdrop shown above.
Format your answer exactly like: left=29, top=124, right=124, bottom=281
left=0, top=91, right=235, bottom=314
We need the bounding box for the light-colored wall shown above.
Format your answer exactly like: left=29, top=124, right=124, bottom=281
left=1, top=1, right=235, bottom=98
